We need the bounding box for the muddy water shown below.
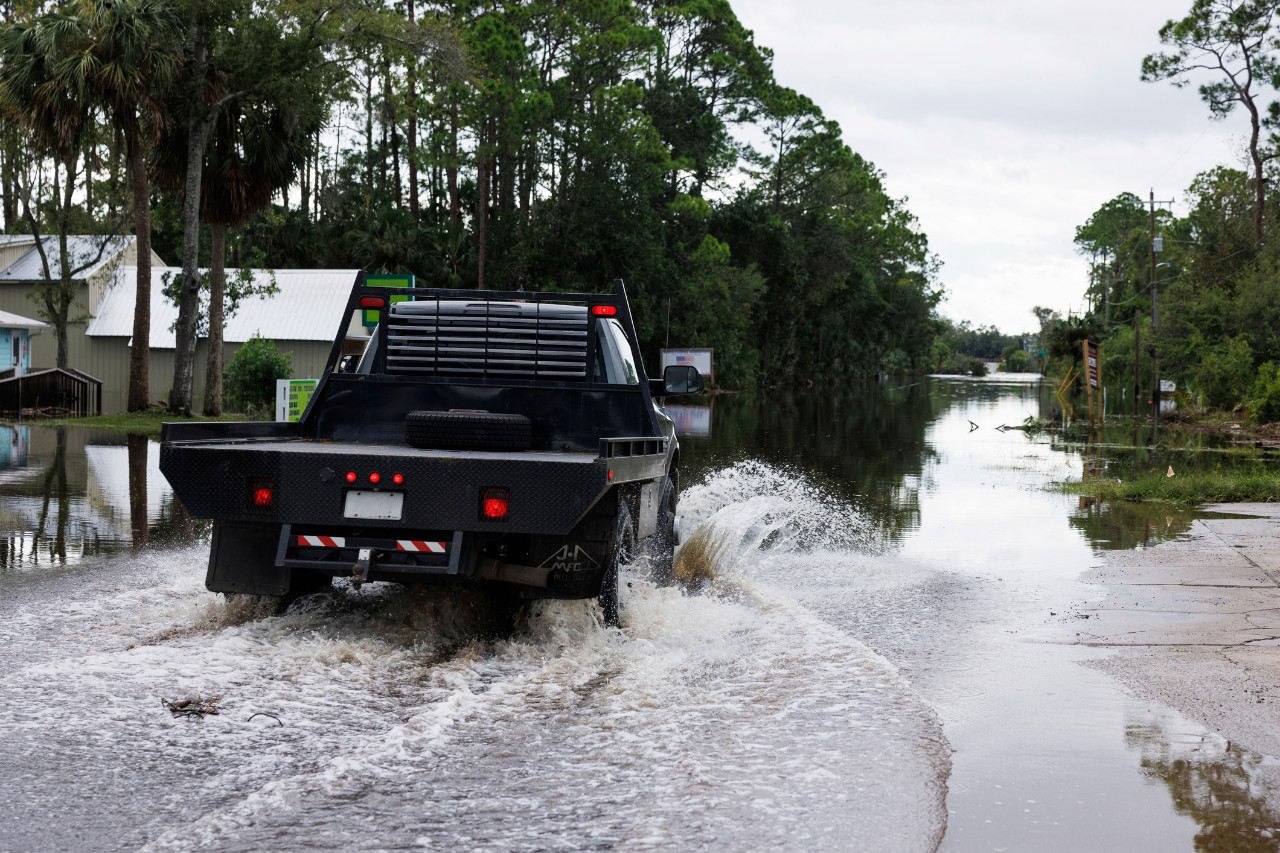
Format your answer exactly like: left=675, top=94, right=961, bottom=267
left=1, top=379, right=1278, bottom=851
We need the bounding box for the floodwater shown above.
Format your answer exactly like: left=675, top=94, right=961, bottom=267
left=1, top=377, right=1278, bottom=852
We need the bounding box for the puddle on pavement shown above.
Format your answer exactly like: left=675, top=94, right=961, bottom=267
left=1069, top=499, right=1258, bottom=551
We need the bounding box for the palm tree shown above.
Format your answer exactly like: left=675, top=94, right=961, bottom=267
left=5, top=0, right=181, bottom=409
left=83, top=0, right=183, bottom=410
left=1, top=12, right=97, bottom=367
left=156, top=93, right=321, bottom=414
left=2, top=0, right=182, bottom=410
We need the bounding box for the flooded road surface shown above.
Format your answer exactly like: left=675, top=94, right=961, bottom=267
left=3, top=378, right=1279, bottom=851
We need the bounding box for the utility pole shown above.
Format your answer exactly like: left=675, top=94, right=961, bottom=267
left=1148, top=189, right=1174, bottom=426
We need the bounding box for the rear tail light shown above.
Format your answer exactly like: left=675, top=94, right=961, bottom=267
left=481, top=487, right=509, bottom=521
left=345, top=471, right=357, bottom=483
left=250, top=479, right=274, bottom=509
left=359, top=296, right=386, bottom=308
left=590, top=304, right=618, bottom=317
left=392, top=473, right=404, bottom=485
left=369, top=472, right=381, bottom=484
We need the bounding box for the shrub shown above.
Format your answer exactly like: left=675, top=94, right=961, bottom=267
left=1000, top=346, right=1031, bottom=373
left=226, top=335, right=291, bottom=415
left=1190, top=335, right=1253, bottom=411
left=1247, top=361, right=1280, bottom=424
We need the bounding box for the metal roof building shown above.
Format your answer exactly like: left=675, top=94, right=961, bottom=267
left=76, top=265, right=359, bottom=413
left=0, top=236, right=130, bottom=285
left=87, top=266, right=358, bottom=348
left=0, top=241, right=358, bottom=412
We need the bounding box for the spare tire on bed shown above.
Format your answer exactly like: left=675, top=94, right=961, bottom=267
left=405, top=411, right=533, bottom=450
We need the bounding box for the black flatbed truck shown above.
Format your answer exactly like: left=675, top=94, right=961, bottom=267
left=159, top=275, right=702, bottom=625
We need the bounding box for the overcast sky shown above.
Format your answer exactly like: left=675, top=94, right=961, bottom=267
left=731, top=0, right=1245, bottom=334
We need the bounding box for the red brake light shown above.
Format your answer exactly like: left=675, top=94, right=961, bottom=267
left=392, top=473, right=404, bottom=485
left=590, top=305, right=618, bottom=317
left=251, top=479, right=274, bottom=508
left=359, top=296, right=386, bottom=308
left=345, top=471, right=357, bottom=483
left=369, top=472, right=381, bottom=484
left=481, top=487, right=509, bottom=520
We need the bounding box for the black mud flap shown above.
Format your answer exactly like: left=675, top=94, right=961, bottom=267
left=207, top=520, right=289, bottom=596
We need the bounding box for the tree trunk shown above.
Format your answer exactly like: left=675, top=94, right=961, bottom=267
left=406, top=0, right=419, bottom=217
left=202, top=222, right=226, bottom=416
left=0, top=148, right=12, bottom=230
left=448, top=101, right=459, bottom=222
left=56, top=150, right=75, bottom=369
left=126, top=127, right=153, bottom=412
left=365, top=65, right=374, bottom=193
left=300, top=144, right=310, bottom=216
left=169, top=23, right=212, bottom=416
left=477, top=122, right=489, bottom=290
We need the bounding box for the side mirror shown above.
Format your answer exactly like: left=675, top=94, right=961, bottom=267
left=338, top=354, right=356, bottom=373
left=652, top=364, right=704, bottom=397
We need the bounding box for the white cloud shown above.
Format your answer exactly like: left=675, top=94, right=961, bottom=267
left=731, top=0, right=1251, bottom=332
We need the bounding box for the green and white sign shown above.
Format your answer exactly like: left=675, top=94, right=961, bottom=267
left=275, top=379, right=318, bottom=423
left=363, top=273, right=415, bottom=327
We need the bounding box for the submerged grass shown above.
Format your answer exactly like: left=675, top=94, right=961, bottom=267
left=1064, top=470, right=1280, bottom=505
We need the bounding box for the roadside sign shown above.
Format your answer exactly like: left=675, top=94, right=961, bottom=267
left=661, top=348, right=713, bottom=381
left=363, top=273, right=415, bottom=327
left=276, top=379, right=318, bottom=423
left=1084, top=341, right=1100, bottom=389
left=1082, top=340, right=1102, bottom=425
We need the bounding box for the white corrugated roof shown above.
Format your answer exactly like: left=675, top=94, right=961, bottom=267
left=86, top=266, right=359, bottom=348
left=0, top=309, right=48, bottom=330
left=0, top=235, right=130, bottom=281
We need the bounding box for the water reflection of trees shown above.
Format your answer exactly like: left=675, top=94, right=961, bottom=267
left=1127, top=716, right=1280, bottom=852
left=1069, top=499, right=1199, bottom=551
left=684, top=383, right=943, bottom=543
left=0, top=428, right=205, bottom=572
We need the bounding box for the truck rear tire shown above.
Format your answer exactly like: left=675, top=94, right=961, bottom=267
left=404, top=411, right=532, bottom=450
left=600, top=505, right=634, bottom=628
left=650, top=477, right=678, bottom=585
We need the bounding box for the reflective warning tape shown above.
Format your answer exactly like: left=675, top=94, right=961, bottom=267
left=396, top=540, right=447, bottom=553
left=297, top=535, right=345, bottom=548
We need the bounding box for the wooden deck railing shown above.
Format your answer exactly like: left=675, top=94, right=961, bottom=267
left=0, top=367, right=103, bottom=416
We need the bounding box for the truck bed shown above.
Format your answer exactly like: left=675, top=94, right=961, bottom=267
left=161, top=431, right=666, bottom=537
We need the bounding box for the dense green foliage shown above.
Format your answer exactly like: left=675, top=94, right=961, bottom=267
left=1074, top=166, right=1280, bottom=422
left=225, top=334, right=291, bottom=413
left=1066, top=0, right=1280, bottom=424
left=0, top=0, right=946, bottom=391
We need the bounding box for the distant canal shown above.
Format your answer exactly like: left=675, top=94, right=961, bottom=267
left=2, top=377, right=1278, bottom=852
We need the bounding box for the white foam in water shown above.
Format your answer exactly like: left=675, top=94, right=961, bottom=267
left=0, top=462, right=951, bottom=853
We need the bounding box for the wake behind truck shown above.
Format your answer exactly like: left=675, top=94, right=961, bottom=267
left=159, top=275, right=703, bottom=625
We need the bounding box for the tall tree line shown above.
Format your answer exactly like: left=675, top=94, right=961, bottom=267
left=1065, top=0, right=1280, bottom=420
left=1, top=0, right=942, bottom=402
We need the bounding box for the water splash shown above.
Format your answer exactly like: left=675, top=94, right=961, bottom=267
left=674, top=460, right=882, bottom=586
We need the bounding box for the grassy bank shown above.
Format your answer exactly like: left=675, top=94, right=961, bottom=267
left=1064, top=470, right=1280, bottom=505
left=2, top=408, right=257, bottom=438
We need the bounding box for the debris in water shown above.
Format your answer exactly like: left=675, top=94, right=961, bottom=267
left=248, top=712, right=283, bottom=727
left=162, top=695, right=221, bottom=720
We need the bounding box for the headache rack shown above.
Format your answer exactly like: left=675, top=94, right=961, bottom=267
left=384, top=299, right=589, bottom=380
